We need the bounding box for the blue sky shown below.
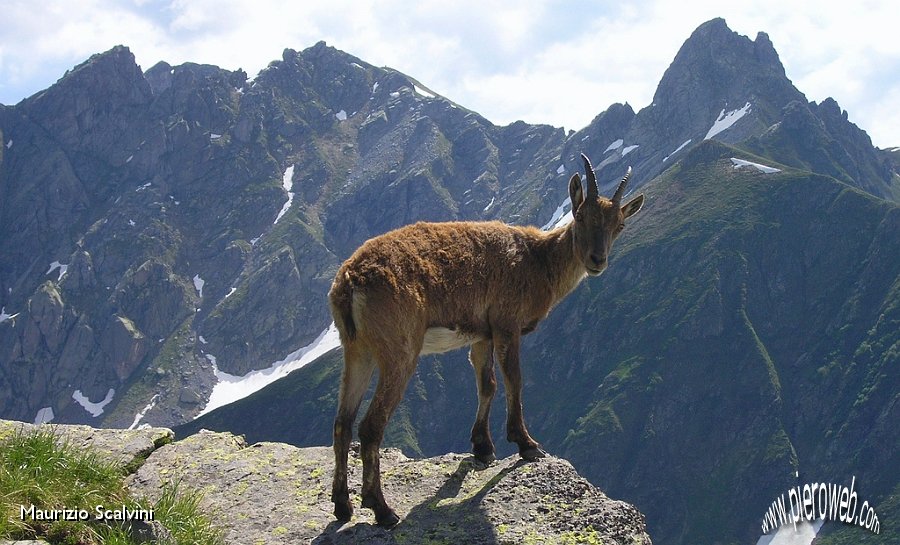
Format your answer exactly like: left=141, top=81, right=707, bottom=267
left=1, top=0, right=898, bottom=147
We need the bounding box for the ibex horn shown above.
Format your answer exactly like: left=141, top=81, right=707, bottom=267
left=612, top=166, right=632, bottom=205
left=581, top=153, right=599, bottom=199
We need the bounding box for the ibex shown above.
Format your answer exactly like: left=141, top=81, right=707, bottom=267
left=329, top=154, right=644, bottom=526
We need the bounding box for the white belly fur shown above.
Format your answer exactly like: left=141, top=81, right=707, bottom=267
left=420, top=327, right=485, bottom=355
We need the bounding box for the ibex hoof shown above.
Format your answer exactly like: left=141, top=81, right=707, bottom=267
left=472, top=443, right=496, bottom=464
left=375, top=509, right=400, bottom=528
left=474, top=451, right=496, bottom=464
left=520, top=447, right=547, bottom=461
left=333, top=500, right=353, bottom=522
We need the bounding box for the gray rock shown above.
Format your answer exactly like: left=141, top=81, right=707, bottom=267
left=127, top=429, right=651, bottom=545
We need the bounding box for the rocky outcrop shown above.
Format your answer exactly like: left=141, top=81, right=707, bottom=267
left=0, top=419, right=173, bottom=471
left=0, top=419, right=651, bottom=544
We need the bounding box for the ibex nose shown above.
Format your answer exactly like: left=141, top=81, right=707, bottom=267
left=589, top=254, right=605, bottom=268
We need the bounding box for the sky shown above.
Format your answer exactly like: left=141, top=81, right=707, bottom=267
left=1, top=0, right=898, bottom=148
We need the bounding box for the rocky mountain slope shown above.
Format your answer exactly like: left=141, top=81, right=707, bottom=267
left=0, top=41, right=566, bottom=429
left=1, top=16, right=898, bottom=545
left=0, top=419, right=651, bottom=544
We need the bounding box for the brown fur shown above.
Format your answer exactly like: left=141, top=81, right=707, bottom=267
left=329, top=157, right=644, bottom=527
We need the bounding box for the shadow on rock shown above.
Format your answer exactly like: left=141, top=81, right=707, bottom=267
left=312, top=455, right=522, bottom=545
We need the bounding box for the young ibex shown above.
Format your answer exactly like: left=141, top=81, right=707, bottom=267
left=329, top=153, right=644, bottom=526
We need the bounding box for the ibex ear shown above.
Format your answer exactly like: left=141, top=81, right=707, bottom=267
left=621, top=194, right=644, bottom=219
left=568, top=174, right=584, bottom=212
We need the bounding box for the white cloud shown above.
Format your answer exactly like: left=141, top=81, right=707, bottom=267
left=0, top=0, right=897, bottom=146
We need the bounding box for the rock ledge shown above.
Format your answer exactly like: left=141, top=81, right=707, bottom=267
left=1, top=420, right=651, bottom=544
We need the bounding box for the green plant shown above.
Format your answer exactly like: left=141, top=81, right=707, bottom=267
left=0, top=429, right=222, bottom=545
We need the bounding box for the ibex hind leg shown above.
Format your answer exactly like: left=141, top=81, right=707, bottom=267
left=469, top=340, right=497, bottom=464
left=331, top=345, right=375, bottom=522
left=358, top=352, right=417, bottom=528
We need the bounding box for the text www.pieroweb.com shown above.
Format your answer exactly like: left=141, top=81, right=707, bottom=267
left=761, top=476, right=879, bottom=535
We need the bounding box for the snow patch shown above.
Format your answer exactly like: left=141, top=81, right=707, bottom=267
left=192, top=274, right=205, bottom=298
left=274, top=165, right=295, bottom=225
left=5, top=140, right=11, bottom=149
left=605, top=139, right=624, bottom=153
left=731, top=157, right=781, bottom=174
left=72, top=388, right=115, bottom=417
left=210, top=133, right=222, bottom=140
left=335, top=110, right=347, bottom=121
left=372, top=82, right=379, bottom=93
left=34, top=407, right=54, bottom=424
left=483, top=197, right=495, bottom=212
left=199, top=335, right=208, bottom=344
left=542, top=197, right=572, bottom=231
left=413, top=85, right=435, bottom=98
left=706, top=102, right=751, bottom=140
left=755, top=519, right=823, bottom=545
left=46, top=261, right=68, bottom=281
left=126, top=155, right=133, bottom=163
left=664, top=139, right=692, bottom=162
left=0, top=307, right=19, bottom=324
left=225, top=287, right=237, bottom=298
left=128, top=219, right=136, bottom=226
left=136, top=182, right=151, bottom=192
left=621, top=145, right=639, bottom=156
left=554, top=211, right=574, bottom=229
left=127, top=394, right=159, bottom=430
left=390, top=91, right=400, bottom=98
left=196, top=322, right=341, bottom=417
left=556, top=163, right=566, bottom=175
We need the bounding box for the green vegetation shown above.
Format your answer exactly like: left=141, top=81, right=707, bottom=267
left=150, top=481, right=224, bottom=545
left=0, top=429, right=222, bottom=545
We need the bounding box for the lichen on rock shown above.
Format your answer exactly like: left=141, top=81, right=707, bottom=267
left=126, top=429, right=651, bottom=544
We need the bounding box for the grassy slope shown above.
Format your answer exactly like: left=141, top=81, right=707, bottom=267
left=0, top=429, right=222, bottom=545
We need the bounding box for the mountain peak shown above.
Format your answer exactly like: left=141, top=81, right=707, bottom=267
left=656, top=17, right=791, bottom=98
left=692, top=16, right=730, bottom=35
left=649, top=18, right=804, bottom=145
left=24, top=44, right=151, bottom=112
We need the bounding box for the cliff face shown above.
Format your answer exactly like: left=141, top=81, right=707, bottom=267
left=0, top=419, right=651, bottom=545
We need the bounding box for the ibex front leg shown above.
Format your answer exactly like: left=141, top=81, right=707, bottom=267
left=493, top=330, right=546, bottom=461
